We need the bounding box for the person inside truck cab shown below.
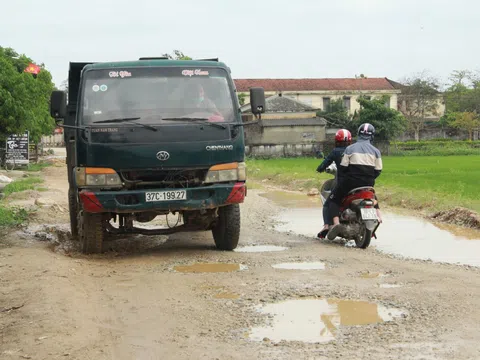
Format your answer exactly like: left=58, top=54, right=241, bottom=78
left=184, top=83, right=223, bottom=120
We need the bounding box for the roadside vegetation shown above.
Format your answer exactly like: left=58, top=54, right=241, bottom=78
left=247, top=155, right=480, bottom=213
left=0, top=206, right=29, bottom=228
left=3, top=177, right=43, bottom=196
left=0, top=175, right=45, bottom=230
left=26, top=161, right=52, bottom=172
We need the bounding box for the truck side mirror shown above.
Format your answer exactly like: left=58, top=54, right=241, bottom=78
left=50, top=90, right=67, bottom=123
left=249, top=87, right=265, bottom=115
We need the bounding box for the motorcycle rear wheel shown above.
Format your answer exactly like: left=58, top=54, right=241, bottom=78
left=355, top=226, right=373, bottom=249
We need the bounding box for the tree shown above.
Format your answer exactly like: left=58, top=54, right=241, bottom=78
left=161, top=50, right=192, bottom=60
left=316, top=98, right=351, bottom=128
left=238, top=93, right=246, bottom=106
left=0, top=46, right=55, bottom=143
left=353, top=96, right=407, bottom=141
left=397, top=74, right=441, bottom=141
left=451, top=112, right=480, bottom=140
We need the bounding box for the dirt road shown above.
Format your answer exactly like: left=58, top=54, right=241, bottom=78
left=1, top=163, right=480, bottom=360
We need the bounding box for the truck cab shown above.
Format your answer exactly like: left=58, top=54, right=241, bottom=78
left=50, top=58, right=265, bottom=254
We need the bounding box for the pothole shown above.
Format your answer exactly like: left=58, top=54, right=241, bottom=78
left=173, top=263, right=247, bottom=273
left=272, top=262, right=326, bottom=270
left=214, top=292, right=240, bottom=299
left=249, top=298, right=407, bottom=343
left=359, top=271, right=388, bottom=279
left=234, top=245, right=288, bottom=253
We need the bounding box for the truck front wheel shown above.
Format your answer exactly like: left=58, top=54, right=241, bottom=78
left=212, top=204, right=240, bottom=251
left=78, top=211, right=106, bottom=254
left=68, top=188, right=78, bottom=240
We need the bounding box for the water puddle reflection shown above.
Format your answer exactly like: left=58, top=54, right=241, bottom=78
left=266, top=191, right=480, bottom=267
left=249, top=299, right=406, bottom=343
left=272, top=262, right=326, bottom=270
left=174, top=263, right=246, bottom=273
left=378, top=283, right=403, bottom=289
left=234, top=245, right=288, bottom=253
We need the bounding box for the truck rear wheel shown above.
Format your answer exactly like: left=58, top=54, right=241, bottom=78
left=78, top=211, right=105, bottom=254
left=212, top=204, right=240, bottom=251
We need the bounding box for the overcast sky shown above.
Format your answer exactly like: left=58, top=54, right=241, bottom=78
left=1, top=0, right=478, bottom=88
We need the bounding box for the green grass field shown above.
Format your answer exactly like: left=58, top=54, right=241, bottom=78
left=247, top=156, right=480, bottom=212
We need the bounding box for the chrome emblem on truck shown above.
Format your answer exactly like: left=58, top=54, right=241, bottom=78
left=156, top=151, right=170, bottom=161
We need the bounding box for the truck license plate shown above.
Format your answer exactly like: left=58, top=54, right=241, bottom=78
left=360, top=208, right=378, bottom=220
left=145, top=190, right=187, bottom=202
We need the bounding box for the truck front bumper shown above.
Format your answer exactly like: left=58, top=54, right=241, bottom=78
left=78, top=182, right=246, bottom=213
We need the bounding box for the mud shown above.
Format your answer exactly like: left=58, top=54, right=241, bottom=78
left=1, top=164, right=480, bottom=359
left=431, top=207, right=480, bottom=230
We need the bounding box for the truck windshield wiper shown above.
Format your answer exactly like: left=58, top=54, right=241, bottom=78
left=92, top=117, right=157, bottom=132
left=162, top=117, right=227, bottom=129
left=93, top=117, right=142, bottom=124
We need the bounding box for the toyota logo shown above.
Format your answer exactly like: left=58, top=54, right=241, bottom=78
left=156, top=151, right=170, bottom=161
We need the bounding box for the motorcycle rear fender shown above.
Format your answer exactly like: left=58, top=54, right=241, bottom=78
left=364, top=219, right=377, bottom=231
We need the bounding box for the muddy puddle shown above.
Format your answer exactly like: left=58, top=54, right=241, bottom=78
left=234, top=245, right=288, bottom=253
left=173, top=263, right=247, bottom=273
left=249, top=298, right=406, bottom=343
left=214, top=292, right=240, bottom=299
left=264, top=191, right=480, bottom=267
left=259, top=191, right=321, bottom=208
left=272, top=262, right=326, bottom=270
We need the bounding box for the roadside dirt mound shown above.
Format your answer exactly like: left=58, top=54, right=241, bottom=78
left=430, top=207, right=480, bottom=229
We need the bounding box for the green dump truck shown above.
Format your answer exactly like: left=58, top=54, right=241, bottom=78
left=50, top=57, right=265, bottom=254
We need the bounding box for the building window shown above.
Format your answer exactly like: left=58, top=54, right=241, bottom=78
left=343, top=97, right=351, bottom=111
left=323, top=97, right=330, bottom=111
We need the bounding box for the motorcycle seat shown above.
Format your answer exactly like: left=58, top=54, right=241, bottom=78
left=347, top=186, right=375, bottom=195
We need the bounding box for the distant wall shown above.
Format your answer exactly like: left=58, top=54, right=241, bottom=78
left=41, top=134, right=65, bottom=146
left=396, top=124, right=477, bottom=141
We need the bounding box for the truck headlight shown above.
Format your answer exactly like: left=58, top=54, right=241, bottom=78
left=75, top=167, right=122, bottom=187
left=204, top=162, right=247, bottom=184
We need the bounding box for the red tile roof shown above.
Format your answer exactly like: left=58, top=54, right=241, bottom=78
left=234, top=78, right=396, bottom=92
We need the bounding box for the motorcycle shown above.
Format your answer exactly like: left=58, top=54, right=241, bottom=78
left=320, top=163, right=380, bottom=249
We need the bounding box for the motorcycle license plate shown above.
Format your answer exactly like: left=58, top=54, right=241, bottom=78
left=360, top=208, right=377, bottom=220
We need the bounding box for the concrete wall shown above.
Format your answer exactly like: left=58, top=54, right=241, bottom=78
left=396, top=126, right=476, bottom=141
left=244, top=124, right=326, bottom=146
left=245, top=144, right=323, bottom=158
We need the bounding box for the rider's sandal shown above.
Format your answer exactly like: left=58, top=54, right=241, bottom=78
left=317, top=229, right=329, bottom=239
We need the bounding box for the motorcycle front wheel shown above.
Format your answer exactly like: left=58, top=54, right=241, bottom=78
left=355, top=226, right=373, bottom=249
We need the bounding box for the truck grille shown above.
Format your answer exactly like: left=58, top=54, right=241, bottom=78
left=120, top=168, right=209, bottom=189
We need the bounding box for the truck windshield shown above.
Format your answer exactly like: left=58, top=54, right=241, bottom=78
left=80, top=67, right=237, bottom=125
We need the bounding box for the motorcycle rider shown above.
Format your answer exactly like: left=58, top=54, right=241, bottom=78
left=316, top=129, right=352, bottom=239
left=327, top=123, right=383, bottom=241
